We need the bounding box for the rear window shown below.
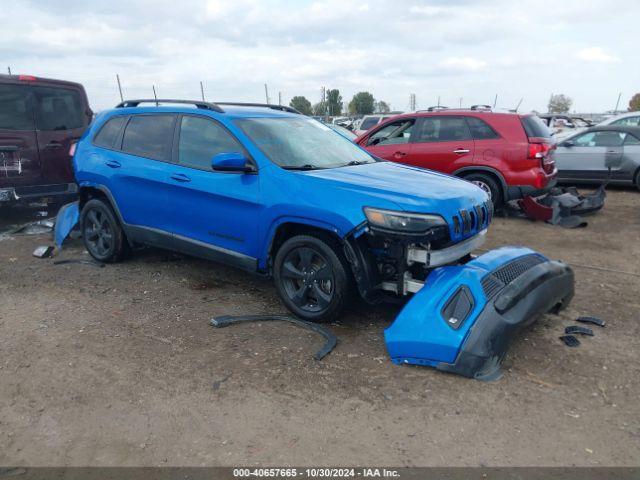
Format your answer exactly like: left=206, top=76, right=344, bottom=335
left=122, top=115, right=175, bottom=161
left=359, top=117, right=379, bottom=130
left=521, top=115, right=552, bottom=139
left=32, top=86, right=85, bottom=131
left=93, top=116, right=127, bottom=149
left=0, top=84, right=34, bottom=130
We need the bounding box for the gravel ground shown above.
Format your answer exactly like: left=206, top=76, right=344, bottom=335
left=0, top=188, right=639, bottom=466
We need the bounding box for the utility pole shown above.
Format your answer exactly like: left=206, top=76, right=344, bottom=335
left=116, top=74, right=124, bottom=102
left=614, top=92, right=622, bottom=114
left=409, top=93, right=416, bottom=111
left=200, top=81, right=205, bottom=101
left=278, top=91, right=282, bottom=106
left=152, top=85, right=158, bottom=106
left=264, top=84, right=270, bottom=104
left=321, top=86, right=326, bottom=120
left=459, top=97, right=463, bottom=108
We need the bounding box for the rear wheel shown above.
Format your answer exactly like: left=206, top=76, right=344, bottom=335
left=273, top=234, right=351, bottom=322
left=80, top=198, right=127, bottom=263
left=462, top=173, right=502, bottom=208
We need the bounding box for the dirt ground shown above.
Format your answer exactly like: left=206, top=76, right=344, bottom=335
left=0, top=188, right=639, bottom=467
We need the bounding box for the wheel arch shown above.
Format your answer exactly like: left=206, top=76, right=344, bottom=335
left=452, top=166, right=508, bottom=201
left=78, top=184, right=126, bottom=225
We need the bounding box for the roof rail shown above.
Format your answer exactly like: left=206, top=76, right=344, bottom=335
left=416, top=106, right=449, bottom=112
left=470, top=104, right=492, bottom=111
left=215, top=102, right=301, bottom=114
left=116, top=99, right=224, bottom=112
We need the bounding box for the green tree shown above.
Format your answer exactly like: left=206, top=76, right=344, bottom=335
left=349, top=91, right=375, bottom=115
left=289, top=96, right=312, bottom=115
left=548, top=94, right=573, bottom=114
left=326, top=89, right=342, bottom=116
left=375, top=100, right=390, bottom=113
left=629, top=93, right=640, bottom=112
left=312, top=101, right=327, bottom=116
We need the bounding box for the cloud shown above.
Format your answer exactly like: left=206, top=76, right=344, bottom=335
left=578, top=47, right=621, bottom=63
left=440, top=57, right=487, bottom=71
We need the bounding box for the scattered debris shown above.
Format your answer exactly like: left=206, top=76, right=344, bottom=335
left=559, top=335, right=580, bottom=347
left=565, top=325, right=594, bottom=336
left=5, top=219, right=55, bottom=236
left=53, top=201, right=80, bottom=248
left=33, top=245, right=55, bottom=258
left=212, top=374, right=232, bottom=391
left=210, top=314, right=338, bottom=360
left=577, top=316, right=606, bottom=327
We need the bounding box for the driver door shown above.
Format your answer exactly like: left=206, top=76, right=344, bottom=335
left=556, top=131, right=623, bottom=181
left=168, top=114, right=261, bottom=267
left=362, top=118, right=415, bottom=163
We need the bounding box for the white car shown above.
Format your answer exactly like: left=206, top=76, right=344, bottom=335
left=598, top=111, right=640, bottom=127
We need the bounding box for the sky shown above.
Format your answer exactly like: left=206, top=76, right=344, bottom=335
left=1, top=0, right=638, bottom=113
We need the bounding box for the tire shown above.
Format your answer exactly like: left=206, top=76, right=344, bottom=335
left=80, top=198, right=127, bottom=263
left=273, top=234, right=351, bottom=322
left=462, top=173, right=502, bottom=208
left=635, top=170, right=640, bottom=191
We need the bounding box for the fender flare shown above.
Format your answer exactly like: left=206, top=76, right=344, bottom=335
left=452, top=166, right=508, bottom=200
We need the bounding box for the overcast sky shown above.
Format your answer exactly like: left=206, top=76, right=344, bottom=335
left=2, top=0, right=638, bottom=113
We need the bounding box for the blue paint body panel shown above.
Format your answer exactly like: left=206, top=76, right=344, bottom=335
left=54, top=201, right=79, bottom=248
left=385, top=247, right=543, bottom=365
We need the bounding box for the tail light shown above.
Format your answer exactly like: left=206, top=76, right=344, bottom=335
left=18, top=75, right=37, bottom=82
left=69, top=142, right=77, bottom=157
left=527, top=137, right=555, bottom=174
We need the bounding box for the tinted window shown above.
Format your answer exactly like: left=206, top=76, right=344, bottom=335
left=466, top=116, right=499, bottom=139
left=93, top=116, right=127, bottom=149
left=367, top=119, right=414, bottom=146
left=415, top=117, right=471, bottom=142
left=0, top=85, right=34, bottom=130
left=178, top=116, right=244, bottom=170
left=33, top=87, right=84, bottom=131
left=122, top=115, right=175, bottom=161
left=359, top=117, right=379, bottom=130
left=521, top=115, right=552, bottom=139
left=612, top=116, right=640, bottom=127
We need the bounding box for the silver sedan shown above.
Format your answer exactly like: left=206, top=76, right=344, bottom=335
left=554, top=126, right=640, bottom=189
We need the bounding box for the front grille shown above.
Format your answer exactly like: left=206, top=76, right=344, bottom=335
left=450, top=202, right=492, bottom=241
left=481, top=254, right=545, bottom=298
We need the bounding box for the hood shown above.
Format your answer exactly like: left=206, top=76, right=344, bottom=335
left=298, top=161, right=489, bottom=214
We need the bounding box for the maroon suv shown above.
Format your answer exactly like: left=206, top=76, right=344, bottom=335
left=356, top=106, right=557, bottom=207
left=0, top=74, right=92, bottom=204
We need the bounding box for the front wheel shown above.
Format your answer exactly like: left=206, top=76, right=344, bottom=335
left=273, top=234, right=351, bottom=322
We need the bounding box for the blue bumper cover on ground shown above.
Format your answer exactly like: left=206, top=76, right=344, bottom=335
left=384, top=246, right=574, bottom=380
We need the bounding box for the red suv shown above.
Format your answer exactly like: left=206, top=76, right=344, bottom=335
left=356, top=107, right=557, bottom=207
left=0, top=74, right=92, bottom=205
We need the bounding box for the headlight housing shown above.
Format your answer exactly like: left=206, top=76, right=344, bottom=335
left=364, top=207, right=446, bottom=233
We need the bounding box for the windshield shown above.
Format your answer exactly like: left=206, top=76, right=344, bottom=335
left=235, top=117, right=375, bottom=169
left=359, top=116, right=380, bottom=130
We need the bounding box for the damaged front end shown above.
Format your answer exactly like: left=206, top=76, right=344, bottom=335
left=344, top=206, right=574, bottom=381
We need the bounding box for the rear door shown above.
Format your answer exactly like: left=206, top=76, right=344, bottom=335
left=32, top=85, right=89, bottom=185
left=556, top=131, right=623, bottom=181
left=406, top=116, right=475, bottom=173
left=619, top=132, right=640, bottom=181
left=362, top=118, right=415, bottom=163
left=0, top=83, right=41, bottom=190
left=169, top=114, right=261, bottom=263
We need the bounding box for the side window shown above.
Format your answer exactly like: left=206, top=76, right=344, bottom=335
left=573, top=131, right=623, bottom=147
left=415, top=117, right=471, bottom=143
left=623, top=133, right=640, bottom=146
left=122, top=115, right=175, bottom=161
left=466, top=116, right=499, bottom=140
left=178, top=116, right=244, bottom=170
left=572, top=132, right=596, bottom=147
left=93, top=116, right=127, bottom=149
left=612, top=117, right=640, bottom=127
left=367, top=119, right=414, bottom=146
left=32, top=87, right=84, bottom=131
left=0, top=85, right=34, bottom=130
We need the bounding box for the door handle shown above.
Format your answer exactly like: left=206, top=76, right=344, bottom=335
left=393, top=151, right=407, bottom=157
left=105, top=160, right=121, bottom=168
left=606, top=150, right=618, bottom=154
left=44, top=141, right=63, bottom=149
left=170, top=173, right=191, bottom=182
left=453, top=149, right=470, bottom=154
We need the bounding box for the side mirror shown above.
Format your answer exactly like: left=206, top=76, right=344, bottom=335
left=211, top=152, right=254, bottom=173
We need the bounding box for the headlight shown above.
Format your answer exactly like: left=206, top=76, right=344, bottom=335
left=364, top=207, right=446, bottom=233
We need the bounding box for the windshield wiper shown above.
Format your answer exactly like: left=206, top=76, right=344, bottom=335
left=281, top=164, right=324, bottom=171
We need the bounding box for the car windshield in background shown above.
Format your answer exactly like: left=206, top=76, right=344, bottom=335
left=359, top=117, right=379, bottom=130
left=235, top=117, right=375, bottom=169
left=522, top=115, right=552, bottom=138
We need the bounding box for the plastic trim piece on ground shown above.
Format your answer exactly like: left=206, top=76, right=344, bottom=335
left=210, top=315, right=338, bottom=360
left=53, top=201, right=80, bottom=248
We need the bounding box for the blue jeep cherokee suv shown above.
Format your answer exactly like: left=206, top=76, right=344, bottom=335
left=72, top=99, right=574, bottom=378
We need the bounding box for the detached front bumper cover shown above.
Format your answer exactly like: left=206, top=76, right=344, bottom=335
left=384, top=247, right=574, bottom=381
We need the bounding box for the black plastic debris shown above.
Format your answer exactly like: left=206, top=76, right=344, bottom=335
left=210, top=314, right=338, bottom=360
left=33, top=245, right=55, bottom=258
left=577, top=316, right=606, bottom=327
left=559, top=335, right=581, bottom=347
left=565, top=325, right=594, bottom=336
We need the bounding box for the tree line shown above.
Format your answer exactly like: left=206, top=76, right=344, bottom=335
left=289, top=90, right=390, bottom=116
